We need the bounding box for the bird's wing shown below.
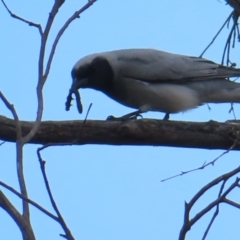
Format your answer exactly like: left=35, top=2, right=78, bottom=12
left=109, top=49, right=240, bottom=82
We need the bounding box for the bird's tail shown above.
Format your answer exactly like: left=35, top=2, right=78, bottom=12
left=217, top=65, right=240, bottom=79
left=188, top=79, right=240, bottom=103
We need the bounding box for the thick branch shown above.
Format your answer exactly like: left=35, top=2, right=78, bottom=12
left=0, top=115, right=240, bottom=150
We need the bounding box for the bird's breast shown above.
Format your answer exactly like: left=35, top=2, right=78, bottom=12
left=102, top=77, right=201, bottom=113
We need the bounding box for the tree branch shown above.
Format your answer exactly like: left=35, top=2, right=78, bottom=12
left=21, top=0, right=97, bottom=145
left=0, top=190, right=35, bottom=240
left=223, top=197, right=240, bottom=209
left=0, top=92, right=31, bottom=223
left=1, top=115, right=240, bottom=149
left=0, top=181, right=58, bottom=221
left=200, top=11, right=233, bottom=58
left=179, top=167, right=240, bottom=240
left=21, top=0, right=66, bottom=144
left=37, top=149, right=74, bottom=240
left=44, top=0, right=97, bottom=81
left=1, top=0, right=43, bottom=35
left=161, top=135, right=239, bottom=181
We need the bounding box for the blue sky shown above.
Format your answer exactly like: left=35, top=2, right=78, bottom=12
left=1, top=0, right=240, bottom=239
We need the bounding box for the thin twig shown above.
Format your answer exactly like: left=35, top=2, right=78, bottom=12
left=73, top=103, right=93, bottom=142
left=33, top=102, right=92, bottom=238
left=222, top=16, right=239, bottom=65
left=1, top=0, right=43, bottom=35
left=22, top=0, right=96, bottom=145
left=189, top=177, right=239, bottom=227
left=1, top=1, right=96, bottom=239
left=36, top=150, right=75, bottom=240
left=161, top=133, right=239, bottom=182
left=202, top=205, right=219, bottom=240
left=223, top=198, right=240, bottom=209
left=44, top=0, right=97, bottom=81
left=200, top=11, right=233, bottom=57
left=201, top=179, right=227, bottom=240
left=179, top=167, right=240, bottom=240
left=0, top=181, right=58, bottom=221
left=0, top=91, right=30, bottom=220
left=21, top=1, right=66, bottom=144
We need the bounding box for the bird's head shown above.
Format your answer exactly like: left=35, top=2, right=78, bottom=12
left=71, top=54, right=114, bottom=91
left=66, top=53, right=114, bottom=113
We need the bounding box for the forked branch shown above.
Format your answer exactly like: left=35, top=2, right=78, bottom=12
left=179, top=166, right=240, bottom=240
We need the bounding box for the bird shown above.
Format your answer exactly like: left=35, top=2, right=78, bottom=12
left=65, top=48, right=240, bottom=120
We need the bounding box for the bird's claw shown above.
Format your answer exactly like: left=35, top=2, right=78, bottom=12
left=106, top=115, right=120, bottom=121
left=106, top=113, right=143, bottom=121
left=129, top=113, right=143, bottom=120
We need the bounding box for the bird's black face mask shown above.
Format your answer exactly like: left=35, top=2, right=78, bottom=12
left=65, top=56, right=114, bottom=114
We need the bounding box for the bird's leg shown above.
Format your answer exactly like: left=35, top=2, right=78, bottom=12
left=107, top=110, right=143, bottom=121
left=163, top=113, right=170, bottom=120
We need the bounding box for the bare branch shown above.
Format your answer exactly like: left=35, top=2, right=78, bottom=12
left=37, top=149, right=75, bottom=240
left=0, top=92, right=30, bottom=222
left=201, top=179, right=227, bottom=240
left=200, top=6, right=240, bottom=67
left=200, top=11, right=233, bottom=57
left=1, top=1, right=103, bottom=239
left=33, top=102, right=92, bottom=238
left=21, top=1, right=66, bottom=145
left=190, top=177, right=239, bottom=226
left=161, top=133, right=239, bottom=181
left=0, top=190, right=35, bottom=240
left=1, top=1, right=96, bottom=228
left=44, top=0, right=97, bottom=81
left=223, top=197, right=240, bottom=209
left=0, top=91, right=21, bottom=138
left=188, top=170, right=240, bottom=215
left=1, top=0, right=43, bottom=35
left=221, top=20, right=237, bottom=65
left=179, top=167, right=240, bottom=240
left=0, top=181, right=58, bottom=221
left=22, top=0, right=96, bottom=145
left=2, top=115, right=240, bottom=149
left=202, top=205, right=219, bottom=240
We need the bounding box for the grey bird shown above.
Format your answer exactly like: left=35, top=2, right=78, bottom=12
left=65, top=49, right=240, bottom=120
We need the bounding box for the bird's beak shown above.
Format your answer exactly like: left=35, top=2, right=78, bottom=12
left=72, top=77, right=88, bottom=89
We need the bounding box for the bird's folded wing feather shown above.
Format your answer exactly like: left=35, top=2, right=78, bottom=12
left=112, top=49, right=240, bottom=82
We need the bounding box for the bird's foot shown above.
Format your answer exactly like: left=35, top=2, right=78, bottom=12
left=107, top=111, right=143, bottom=121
